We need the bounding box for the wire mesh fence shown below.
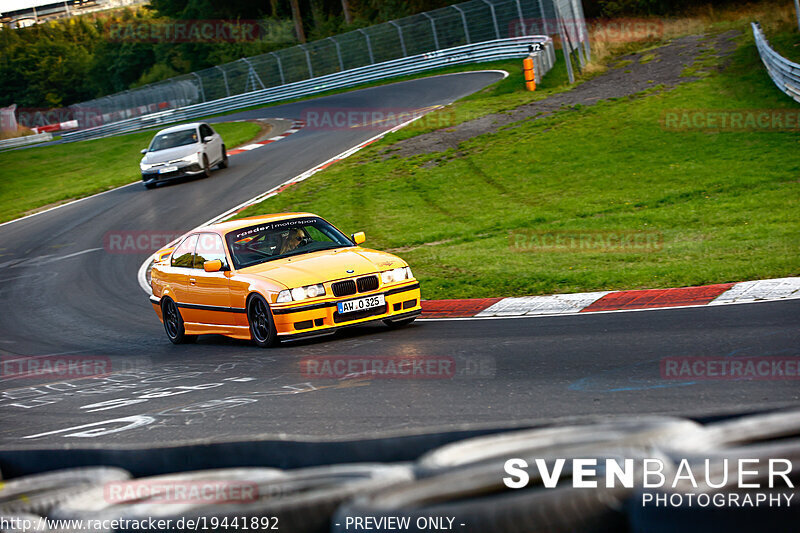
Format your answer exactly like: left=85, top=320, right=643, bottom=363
left=59, top=0, right=588, bottom=131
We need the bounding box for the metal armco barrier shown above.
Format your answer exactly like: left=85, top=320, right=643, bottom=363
left=62, top=36, right=555, bottom=142
left=0, top=132, right=53, bottom=150
left=752, top=22, right=800, bottom=104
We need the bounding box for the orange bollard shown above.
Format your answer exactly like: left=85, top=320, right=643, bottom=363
left=523, top=55, right=536, bottom=91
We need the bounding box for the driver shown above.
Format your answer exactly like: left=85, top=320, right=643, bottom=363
left=279, top=228, right=308, bottom=254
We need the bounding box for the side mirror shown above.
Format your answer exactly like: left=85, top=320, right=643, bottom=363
left=204, top=259, right=223, bottom=272
left=140, top=148, right=148, bottom=154
left=351, top=231, right=366, bottom=245
left=203, top=136, right=213, bottom=143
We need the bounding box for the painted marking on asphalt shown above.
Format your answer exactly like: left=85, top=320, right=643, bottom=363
left=22, top=415, right=156, bottom=439
left=0, top=248, right=102, bottom=269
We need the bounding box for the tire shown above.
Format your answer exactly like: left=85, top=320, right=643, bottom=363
left=179, top=464, right=411, bottom=533
left=217, top=146, right=228, bottom=169
left=51, top=468, right=286, bottom=523
left=0, top=467, right=131, bottom=516
left=247, top=294, right=278, bottom=347
left=161, top=297, right=197, bottom=344
left=52, top=464, right=411, bottom=533
left=694, top=408, right=800, bottom=449
left=334, top=460, right=633, bottom=533
left=383, top=317, right=416, bottom=328
left=202, top=155, right=211, bottom=178
left=416, top=416, right=703, bottom=476
left=144, top=182, right=156, bottom=190
left=630, top=440, right=800, bottom=533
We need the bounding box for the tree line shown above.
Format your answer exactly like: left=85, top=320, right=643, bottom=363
left=0, top=0, right=749, bottom=109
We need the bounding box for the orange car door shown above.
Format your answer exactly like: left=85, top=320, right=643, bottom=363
left=168, top=233, right=198, bottom=310
left=181, top=232, right=235, bottom=326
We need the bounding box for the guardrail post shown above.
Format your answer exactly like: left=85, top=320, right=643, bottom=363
left=423, top=12, right=440, bottom=50
left=388, top=21, right=408, bottom=56
left=329, top=37, right=345, bottom=71
left=567, top=0, right=586, bottom=69
left=573, top=0, right=591, bottom=61
left=795, top=0, right=800, bottom=31
left=215, top=66, right=230, bottom=97
left=515, top=0, right=527, bottom=36
left=191, top=72, right=206, bottom=102
left=537, top=0, right=549, bottom=35
left=299, top=44, right=314, bottom=78
left=453, top=5, right=471, bottom=44
left=269, top=52, right=286, bottom=85
left=241, top=58, right=266, bottom=90
left=357, top=29, right=375, bottom=63
left=480, top=0, right=501, bottom=40
left=556, top=8, right=574, bottom=83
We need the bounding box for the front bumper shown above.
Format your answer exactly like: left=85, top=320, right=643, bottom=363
left=141, top=162, right=204, bottom=185
left=271, top=282, right=422, bottom=340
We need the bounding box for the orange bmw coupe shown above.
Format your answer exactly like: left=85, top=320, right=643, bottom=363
left=149, top=213, right=421, bottom=346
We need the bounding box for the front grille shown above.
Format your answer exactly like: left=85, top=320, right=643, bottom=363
left=332, top=279, right=357, bottom=297
left=357, top=275, right=379, bottom=292
left=333, top=305, right=386, bottom=324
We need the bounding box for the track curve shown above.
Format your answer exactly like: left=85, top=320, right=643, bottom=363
left=0, top=71, right=798, bottom=446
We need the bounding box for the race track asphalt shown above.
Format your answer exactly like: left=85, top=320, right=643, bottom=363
left=0, top=71, right=797, bottom=447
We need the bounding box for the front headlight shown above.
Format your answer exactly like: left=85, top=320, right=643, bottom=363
left=276, top=290, right=292, bottom=303
left=381, top=266, right=412, bottom=284
left=278, top=283, right=326, bottom=303
left=179, top=152, right=200, bottom=164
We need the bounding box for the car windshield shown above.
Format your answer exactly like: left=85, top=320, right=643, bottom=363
left=226, top=216, right=353, bottom=269
left=149, top=129, right=198, bottom=151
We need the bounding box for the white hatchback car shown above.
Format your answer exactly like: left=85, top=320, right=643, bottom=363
left=139, top=122, right=228, bottom=189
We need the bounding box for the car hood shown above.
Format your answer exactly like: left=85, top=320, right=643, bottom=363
left=142, top=144, right=199, bottom=164
left=239, top=248, right=406, bottom=288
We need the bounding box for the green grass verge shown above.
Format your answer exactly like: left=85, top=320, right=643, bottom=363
left=236, top=31, right=800, bottom=300
left=766, top=30, right=800, bottom=63
left=0, top=121, right=261, bottom=223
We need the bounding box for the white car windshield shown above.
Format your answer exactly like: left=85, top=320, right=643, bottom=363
left=149, top=129, right=199, bottom=151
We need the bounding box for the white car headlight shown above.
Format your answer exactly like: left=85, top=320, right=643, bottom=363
left=179, top=152, right=200, bottom=164
left=304, top=284, right=325, bottom=298
left=381, top=266, right=412, bottom=284
left=291, top=287, right=307, bottom=301
left=279, top=284, right=327, bottom=303
left=276, top=290, right=292, bottom=303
